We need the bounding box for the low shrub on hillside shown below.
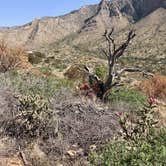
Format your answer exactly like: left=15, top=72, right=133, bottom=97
left=89, top=128, right=166, bottom=166
left=89, top=98, right=166, bottom=166
left=94, top=65, right=108, bottom=80
left=139, top=74, right=166, bottom=100
left=3, top=94, right=58, bottom=139
left=39, top=66, right=52, bottom=76
left=0, top=40, right=30, bottom=72
left=108, top=88, right=147, bottom=110
left=118, top=97, right=158, bottom=141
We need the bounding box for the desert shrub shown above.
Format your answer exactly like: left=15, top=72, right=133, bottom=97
left=89, top=99, right=166, bottom=166
left=27, top=51, right=45, bottom=64
left=118, top=97, right=158, bottom=141
left=39, top=66, right=52, bottom=75
left=3, top=94, right=58, bottom=139
left=54, top=63, right=67, bottom=71
left=89, top=128, right=166, bottom=166
left=64, top=64, right=87, bottom=80
left=0, top=40, right=31, bottom=72
left=94, top=65, right=107, bottom=80
left=139, top=74, right=166, bottom=100
left=108, top=88, right=147, bottom=110
left=0, top=88, right=18, bottom=134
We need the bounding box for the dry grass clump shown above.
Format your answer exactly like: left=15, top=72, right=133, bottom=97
left=138, top=74, right=166, bottom=100
left=0, top=40, right=31, bottom=72
left=51, top=98, right=119, bottom=151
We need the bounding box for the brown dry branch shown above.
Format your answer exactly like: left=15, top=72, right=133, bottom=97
left=19, top=151, right=29, bottom=166
left=0, top=40, right=31, bottom=72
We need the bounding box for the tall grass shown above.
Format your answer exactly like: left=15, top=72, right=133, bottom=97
left=0, top=71, right=74, bottom=99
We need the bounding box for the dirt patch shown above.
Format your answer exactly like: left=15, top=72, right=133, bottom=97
left=0, top=157, right=23, bottom=166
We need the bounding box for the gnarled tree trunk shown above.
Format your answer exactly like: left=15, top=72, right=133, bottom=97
left=84, top=29, right=153, bottom=101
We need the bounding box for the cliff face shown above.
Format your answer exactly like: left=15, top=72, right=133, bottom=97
left=81, top=0, right=165, bottom=33
left=124, top=0, right=164, bottom=20
left=109, top=0, right=164, bottom=20
left=0, top=0, right=165, bottom=48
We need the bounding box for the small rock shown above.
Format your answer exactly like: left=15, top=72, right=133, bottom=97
left=66, top=150, right=77, bottom=157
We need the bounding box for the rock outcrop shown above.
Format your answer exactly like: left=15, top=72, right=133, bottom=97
left=81, top=0, right=165, bottom=33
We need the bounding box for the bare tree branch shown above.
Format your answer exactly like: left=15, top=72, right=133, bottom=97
left=114, top=30, right=136, bottom=59
left=116, top=68, right=154, bottom=77
left=100, top=48, right=109, bottom=59
left=84, top=29, right=151, bottom=102
left=101, top=29, right=137, bottom=99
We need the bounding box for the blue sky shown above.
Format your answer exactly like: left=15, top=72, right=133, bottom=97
left=0, top=0, right=100, bottom=27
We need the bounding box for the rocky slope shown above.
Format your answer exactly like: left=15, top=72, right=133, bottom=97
left=0, top=5, right=98, bottom=48
left=78, top=0, right=165, bottom=39
left=0, top=0, right=165, bottom=48
left=0, top=0, right=166, bottom=75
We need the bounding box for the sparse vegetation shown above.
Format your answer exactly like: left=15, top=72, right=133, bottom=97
left=39, top=66, right=52, bottom=75
left=94, top=65, right=107, bottom=80
left=108, top=88, right=147, bottom=110
left=89, top=98, right=166, bottom=166
left=0, top=1, right=166, bottom=164
left=0, top=71, right=74, bottom=99
left=0, top=62, right=165, bottom=165
left=89, top=128, right=166, bottom=166
left=0, top=72, right=120, bottom=165
left=0, top=31, right=165, bottom=165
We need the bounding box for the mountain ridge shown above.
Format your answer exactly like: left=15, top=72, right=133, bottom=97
left=0, top=0, right=165, bottom=49
left=0, top=4, right=98, bottom=48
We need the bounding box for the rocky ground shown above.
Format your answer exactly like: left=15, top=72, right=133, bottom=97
left=0, top=86, right=120, bottom=166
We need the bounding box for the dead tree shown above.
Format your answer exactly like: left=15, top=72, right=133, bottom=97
left=84, top=29, right=153, bottom=101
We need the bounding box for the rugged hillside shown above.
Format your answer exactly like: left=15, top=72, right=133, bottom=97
left=0, top=0, right=166, bottom=75
left=38, top=0, right=166, bottom=75
left=0, top=4, right=98, bottom=48
left=81, top=0, right=164, bottom=33
left=0, top=0, right=165, bottom=48
left=79, top=0, right=165, bottom=38
left=127, top=7, right=166, bottom=58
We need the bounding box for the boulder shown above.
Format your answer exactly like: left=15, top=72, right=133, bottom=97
left=64, top=64, right=87, bottom=80
left=26, top=51, right=46, bottom=64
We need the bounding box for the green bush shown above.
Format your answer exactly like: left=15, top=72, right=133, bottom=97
left=108, top=88, right=147, bottom=109
left=94, top=66, right=107, bottom=80
left=89, top=128, right=166, bottom=166
left=39, top=66, right=52, bottom=74
left=90, top=98, right=166, bottom=166
left=4, top=94, right=58, bottom=139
